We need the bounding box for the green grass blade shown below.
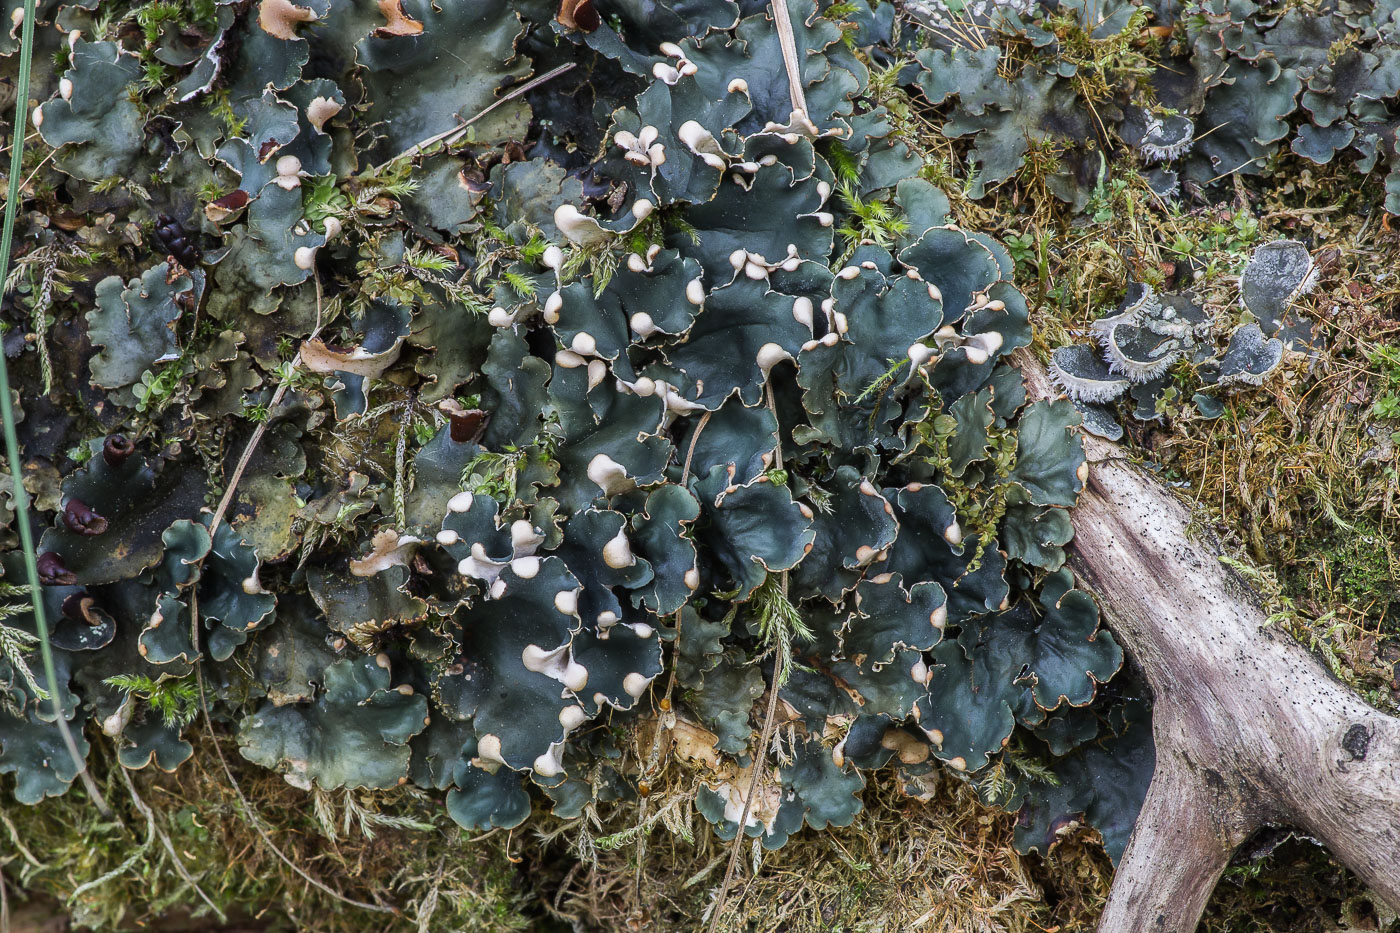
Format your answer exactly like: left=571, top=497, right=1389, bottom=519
left=0, top=0, right=108, bottom=812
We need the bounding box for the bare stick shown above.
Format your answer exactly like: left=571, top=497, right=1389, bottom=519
left=1014, top=349, right=1400, bottom=932
left=189, top=274, right=397, bottom=917
left=208, top=272, right=326, bottom=536
left=363, top=64, right=576, bottom=177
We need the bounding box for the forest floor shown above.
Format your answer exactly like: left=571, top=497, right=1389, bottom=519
left=6, top=9, right=1400, bottom=933
left=523, top=132, right=1400, bottom=932
left=6, top=154, right=1398, bottom=933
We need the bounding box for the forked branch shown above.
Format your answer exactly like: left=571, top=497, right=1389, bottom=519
left=1015, top=349, right=1400, bottom=933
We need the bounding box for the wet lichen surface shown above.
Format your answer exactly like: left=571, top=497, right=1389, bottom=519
left=0, top=0, right=1397, bottom=931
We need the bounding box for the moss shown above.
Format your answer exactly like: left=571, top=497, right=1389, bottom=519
left=533, top=768, right=1113, bottom=933
left=1302, top=524, right=1400, bottom=632
left=1204, top=836, right=1399, bottom=933
left=1, top=734, right=549, bottom=932
left=0, top=727, right=1112, bottom=933
left=8, top=735, right=1398, bottom=933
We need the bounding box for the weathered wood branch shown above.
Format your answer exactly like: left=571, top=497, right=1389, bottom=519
left=1014, top=350, right=1400, bottom=933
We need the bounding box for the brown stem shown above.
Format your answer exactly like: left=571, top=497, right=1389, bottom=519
left=707, top=636, right=786, bottom=933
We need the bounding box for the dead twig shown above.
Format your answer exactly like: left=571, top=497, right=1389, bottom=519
left=363, top=63, right=576, bottom=177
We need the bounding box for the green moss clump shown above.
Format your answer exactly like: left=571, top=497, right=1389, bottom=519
left=1, top=738, right=546, bottom=932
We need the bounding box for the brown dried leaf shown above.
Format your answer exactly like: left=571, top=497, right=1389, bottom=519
left=557, top=0, right=601, bottom=31
left=373, top=0, right=425, bottom=36
left=205, top=189, right=251, bottom=224
left=349, top=529, right=423, bottom=577
left=258, top=0, right=318, bottom=40
left=300, top=338, right=403, bottom=380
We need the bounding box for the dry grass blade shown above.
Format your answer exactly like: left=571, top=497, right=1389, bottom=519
left=189, top=592, right=400, bottom=917
left=208, top=271, right=326, bottom=537
left=707, top=382, right=792, bottom=932
left=634, top=408, right=715, bottom=898
left=705, top=640, right=786, bottom=933
left=115, top=764, right=224, bottom=922
left=0, top=0, right=109, bottom=818
left=188, top=272, right=396, bottom=917
left=365, top=63, right=576, bottom=177
left=770, top=0, right=808, bottom=117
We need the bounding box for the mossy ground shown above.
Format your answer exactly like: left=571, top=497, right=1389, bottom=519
left=4, top=740, right=1391, bottom=932
left=3, top=734, right=1116, bottom=933
left=2, top=734, right=544, bottom=932
left=922, top=93, right=1400, bottom=933
left=6, top=9, right=1400, bottom=933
